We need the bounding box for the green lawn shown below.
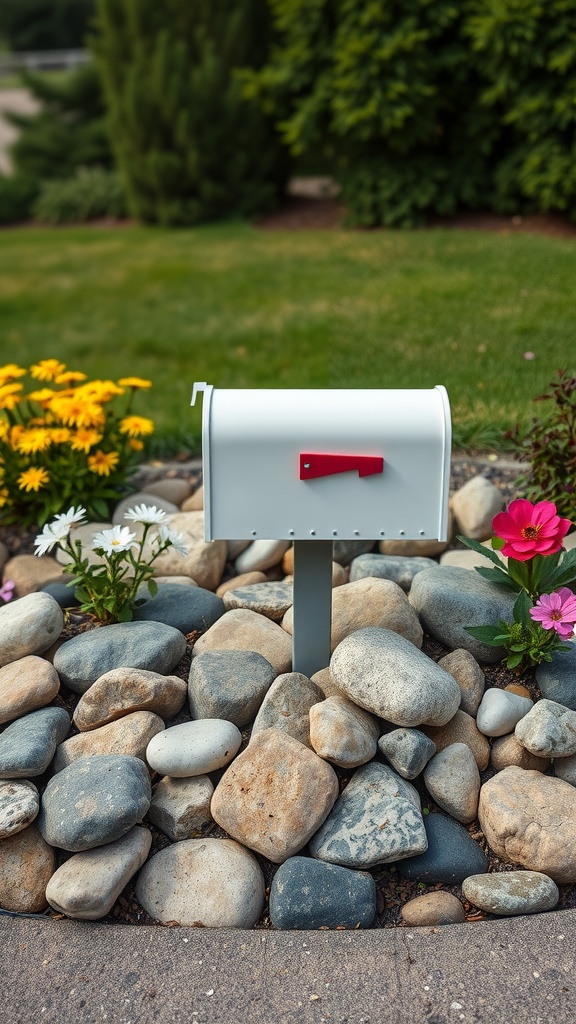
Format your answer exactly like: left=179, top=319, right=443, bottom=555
left=0, top=221, right=574, bottom=455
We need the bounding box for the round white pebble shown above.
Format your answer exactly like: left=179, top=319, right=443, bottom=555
left=146, top=720, right=242, bottom=777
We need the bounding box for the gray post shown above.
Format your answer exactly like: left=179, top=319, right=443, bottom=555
left=292, top=540, right=333, bottom=677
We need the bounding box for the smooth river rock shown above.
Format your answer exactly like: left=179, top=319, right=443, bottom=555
left=0, top=655, right=60, bottom=725
left=269, top=856, right=377, bottom=930
left=73, top=667, right=187, bottom=731
left=53, top=711, right=165, bottom=772
left=146, top=719, right=241, bottom=777
left=188, top=650, right=275, bottom=728
left=0, top=706, right=70, bottom=777
left=0, top=779, right=40, bottom=838
left=462, top=871, right=559, bottom=916
left=0, top=592, right=64, bottom=669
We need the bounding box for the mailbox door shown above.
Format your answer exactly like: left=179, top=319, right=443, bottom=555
left=194, top=386, right=451, bottom=542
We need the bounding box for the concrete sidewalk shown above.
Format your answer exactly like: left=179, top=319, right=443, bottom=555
left=1, top=908, right=573, bottom=1024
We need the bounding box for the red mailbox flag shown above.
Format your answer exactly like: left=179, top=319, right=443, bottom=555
left=300, top=453, right=384, bottom=480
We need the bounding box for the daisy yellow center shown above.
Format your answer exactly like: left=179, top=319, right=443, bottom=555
left=521, top=524, right=542, bottom=540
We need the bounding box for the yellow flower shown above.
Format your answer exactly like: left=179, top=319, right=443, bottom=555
left=49, top=395, right=106, bottom=429
left=119, top=415, right=154, bottom=438
left=9, top=425, right=24, bottom=446
left=117, top=377, right=152, bottom=389
left=0, top=421, right=9, bottom=442
left=15, top=428, right=52, bottom=455
left=70, top=428, right=103, bottom=453
left=49, top=427, right=72, bottom=444
left=79, top=380, right=125, bottom=403
left=0, top=487, right=9, bottom=508
left=128, top=438, right=144, bottom=451
left=17, top=466, right=50, bottom=492
left=0, top=382, right=23, bottom=411
left=27, top=388, right=56, bottom=404
left=87, top=450, right=120, bottom=476
left=54, top=371, right=88, bottom=385
left=30, top=359, right=66, bottom=382
left=0, top=364, right=26, bottom=384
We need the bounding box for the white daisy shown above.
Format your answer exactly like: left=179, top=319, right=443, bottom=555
left=124, top=503, right=170, bottom=526
left=34, top=522, right=65, bottom=557
left=92, top=525, right=137, bottom=556
left=53, top=506, right=87, bottom=529
left=152, top=524, right=188, bottom=556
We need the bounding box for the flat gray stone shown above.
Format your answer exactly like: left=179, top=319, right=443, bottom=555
left=133, top=583, right=224, bottom=634
left=222, top=582, right=293, bottom=622
left=462, top=871, right=559, bottom=916
left=333, top=540, right=375, bottom=566
left=0, top=779, right=40, bottom=838
left=378, top=728, right=436, bottom=780
left=349, top=554, right=436, bottom=591
left=0, top=592, right=64, bottom=669
left=53, top=620, right=187, bottom=694
left=397, top=812, right=488, bottom=884
left=410, top=565, right=517, bottom=663
left=330, top=627, right=460, bottom=727
left=309, top=761, right=427, bottom=869
left=0, top=707, right=70, bottom=777
left=515, top=699, right=576, bottom=758
left=38, top=754, right=151, bottom=852
left=188, top=650, right=275, bottom=728
left=269, top=856, right=376, bottom=930
left=45, top=826, right=152, bottom=920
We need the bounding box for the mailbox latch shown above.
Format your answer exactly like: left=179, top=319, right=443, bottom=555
left=300, top=453, right=384, bottom=480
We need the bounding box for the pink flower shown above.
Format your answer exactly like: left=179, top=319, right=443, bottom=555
left=492, top=499, right=572, bottom=562
left=0, top=580, right=14, bottom=604
left=530, top=588, right=576, bottom=638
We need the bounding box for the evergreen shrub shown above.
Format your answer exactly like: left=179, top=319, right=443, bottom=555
left=0, top=0, right=95, bottom=52
left=33, top=167, right=126, bottom=224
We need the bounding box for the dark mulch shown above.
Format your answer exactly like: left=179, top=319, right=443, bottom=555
left=2, top=454, right=575, bottom=930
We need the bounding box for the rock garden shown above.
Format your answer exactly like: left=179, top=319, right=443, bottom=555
left=2, top=453, right=576, bottom=932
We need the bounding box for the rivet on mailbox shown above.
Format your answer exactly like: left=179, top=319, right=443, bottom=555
left=192, top=383, right=451, bottom=677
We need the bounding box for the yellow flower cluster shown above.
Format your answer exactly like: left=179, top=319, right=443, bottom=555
left=0, top=360, right=154, bottom=526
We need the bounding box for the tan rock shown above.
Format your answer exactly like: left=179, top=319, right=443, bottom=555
left=438, top=649, right=485, bottom=716
left=451, top=476, right=504, bottom=541
left=309, top=694, right=380, bottom=768
left=0, top=655, right=60, bottom=725
left=73, top=668, right=187, bottom=731
left=216, top=572, right=267, bottom=597
left=0, top=823, right=54, bottom=912
left=490, top=734, right=550, bottom=773
left=401, top=891, right=465, bottom=926
left=478, top=766, right=576, bottom=883
left=55, top=521, right=113, bottom=568
left=311, top=667, right=343, bottom=697
left=148, top=775, right=214, bottom=841
left=282, top=578, right=423, bottom=652
left=151, top=511, right=226, bottom=590
left=505, top=683, right=532, bottom=699
left=211, top=727, right=339, bottom=863
left=282, top=547, right=294, bottom=574
left=4, top=554, right=65, bottom=598
left=181, top=484, right=204, bottom=512
left=144, top=478, right=193, bottom=507
left=193, top=608, right=292, bottom=674
left=422, top=709, right=490, bottom=770
left=0, top=592, right=64, bottom=668
left=153, top=575, right=199, bottom=587
left=53, top=711, right=165, bottom=772
left=378, top=512, right=453, bottom=557
left=439, top=547, right=498, bottom=570
left=251, top=672, right=324, bottom=748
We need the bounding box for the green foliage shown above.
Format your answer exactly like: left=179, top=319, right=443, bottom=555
left=247, top=0, right=576, bottom=226
left=8, top=63, right=113, bottom=184
left=0, top=174, right=38, bottom=225
left=33, top=167, right=127, bottom=224
left=91, top=0, right=290, bottom=226
left=507, top=370, right=576, bottom=521
left=0, top=0, right=95, bottom=51
left=466, top=592, right=571, bottom=672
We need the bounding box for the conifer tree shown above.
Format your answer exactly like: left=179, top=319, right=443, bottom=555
left=91, top=0, right=289, bottom=225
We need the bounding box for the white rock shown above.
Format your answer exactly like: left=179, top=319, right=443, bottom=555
left=0, top=592, right=64, bottom=668
left=45, top=826, right=152, bottom=920
left=146, top=719, right=242, bottom=777
left=515, top=699, right=576, bottom=758
left=476, top=688, right=533, bottom=737
left=235, top=539, right=291, bottom=574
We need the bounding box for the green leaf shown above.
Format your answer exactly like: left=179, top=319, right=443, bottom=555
left=513, top=589, right=532, bottom=625
left=474, top=566, right=520, bottom=591
left=491, top=536, right=505, bottom=551
left=505, top=652, right=524, bottom=669
left=505, top=558, right=531, bottom=591
left=117, top=604, right=133, bottom=622
left=465, top=625, right=504, bottom=645
left=147, top=579, right=158, bottom=597
left=91, top=497, right=110, bottom=519
left=457, top=535, right=506, bottom=569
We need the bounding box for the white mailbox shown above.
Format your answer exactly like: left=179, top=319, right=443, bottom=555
left=192, top=383, right=451, bottom=543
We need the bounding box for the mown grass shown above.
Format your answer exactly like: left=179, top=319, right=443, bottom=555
left=0, top=221, right=574, bottom=455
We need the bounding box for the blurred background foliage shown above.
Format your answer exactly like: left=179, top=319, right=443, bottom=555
left=0, top=0, right=576, bottom=228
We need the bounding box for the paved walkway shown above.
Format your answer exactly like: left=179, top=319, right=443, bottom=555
left=1, top=907, right=574, bottom=1023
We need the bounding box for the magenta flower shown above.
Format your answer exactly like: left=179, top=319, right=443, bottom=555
left=0, top=580, right=15, bottom=604
left=492, top=499, right=572, bottom=562
left=529, top=588, right=576, bottom=638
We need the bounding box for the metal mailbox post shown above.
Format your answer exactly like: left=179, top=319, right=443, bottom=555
left=192, top=383, right=451, bottom=676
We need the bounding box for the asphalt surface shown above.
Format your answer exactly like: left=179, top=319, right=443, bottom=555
left=1, top=908, right=574, bottom=1024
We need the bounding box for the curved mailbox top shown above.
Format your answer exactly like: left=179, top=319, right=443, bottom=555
left=192, top=384, right=451, bottom=542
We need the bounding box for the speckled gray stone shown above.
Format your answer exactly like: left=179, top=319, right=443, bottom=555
left=133, top=583, right=224, bottom=634
left=269, top=856, right=376, bottom=930
left=188, top=650, right=275, bottom=728
left=333, top=540, right=375, bottom=566
left=349, top=554, right=436, bottom=591
left=222, top=582, right=294, bottom=622
left=38, top=754, right=151, bottom=852
left=0, top=779, right=40, bottom=838
left=378, top=728, right=436, bottom=780
left=330, top=627, right=460, bottom=727
left=423, top=742, right=481, bottom=824
left=309, top=761, right=427, bottom=868
left=515, top=699, right=576, bottom=758
left=0, top=707, right=70, bottom=777
left=410, top=566, right=517, bottom=663
left=53, top=620, right=187, bottom=694
left=251, top=672, right=324, bottom=748
left=462, top=871, right=559, bottom=916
